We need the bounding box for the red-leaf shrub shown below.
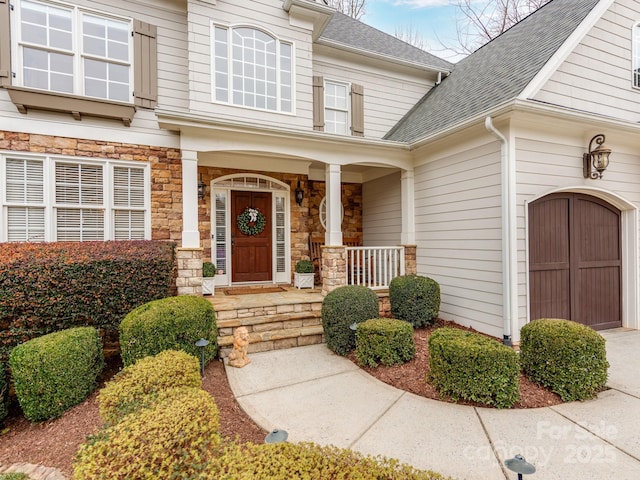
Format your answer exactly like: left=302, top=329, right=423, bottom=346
left=0, top=240, right=175, bottom=363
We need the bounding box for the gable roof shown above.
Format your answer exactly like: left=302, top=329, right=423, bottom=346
left=385, top=0, right=600, bottom=143
left=318, top=12, right=453, bottom=72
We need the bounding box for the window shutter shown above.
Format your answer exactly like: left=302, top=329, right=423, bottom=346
left=0, top=0, right=10, bottom=87
left=133, top=20, right=158, bottom=109
left=312, top=75, right=324, bottom=131
left=351, top=83, right=364, bottom=137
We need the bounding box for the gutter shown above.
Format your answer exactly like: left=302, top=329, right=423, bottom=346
left=485, top=117, right=517, bottom=346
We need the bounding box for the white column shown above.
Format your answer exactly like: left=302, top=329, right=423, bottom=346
left=181, top=149, right=200, bottom=248
left=401, top=169, right=416, bottom=245
left=325, top=163, right=343, bottom=246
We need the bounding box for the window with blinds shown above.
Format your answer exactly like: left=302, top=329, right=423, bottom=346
left=4, top=158, right=45, bottom=241
left=215, top=192, right=227, bottom=275
left=113, top=166, right=145, bottom=239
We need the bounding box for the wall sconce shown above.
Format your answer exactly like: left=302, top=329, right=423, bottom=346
left=295, top=180, right=304, bottom=206
left=198, top=174, right=206, bottom=200
left=583, top=134, right=611, bottom=179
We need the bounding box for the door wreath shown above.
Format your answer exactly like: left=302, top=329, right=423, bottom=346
left=237, top=207, right=266, bottom=236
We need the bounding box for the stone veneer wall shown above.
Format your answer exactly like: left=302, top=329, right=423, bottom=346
left=176, top=248, right=203, bottom=295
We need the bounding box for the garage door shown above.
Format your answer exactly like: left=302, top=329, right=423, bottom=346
left=528, top=193, right=621, bottom=330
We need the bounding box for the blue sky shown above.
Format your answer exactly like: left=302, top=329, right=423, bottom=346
left=362, top=0, right=464, bottom=62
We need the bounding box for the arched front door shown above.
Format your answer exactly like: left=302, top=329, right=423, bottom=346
left=528, top=193, right=621, bottom=330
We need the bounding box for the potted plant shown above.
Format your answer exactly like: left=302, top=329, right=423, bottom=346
left=202, top=261, right=216, bottom=295
left=294, top=259, right=314, bottom=289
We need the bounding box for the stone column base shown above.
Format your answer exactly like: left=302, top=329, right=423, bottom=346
left=402, top=244, right=417, bottom=275
left=176, top=247, right=203, bottom=296
left=321, top=245, right=347, bottom=296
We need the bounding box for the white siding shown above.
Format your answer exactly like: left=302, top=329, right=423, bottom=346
left=533, top=0, right=640, bottom=122
left=313, top=49, right=434, bottom=139
left=414, top=141, right=503, bottom=337
left=362, top=171, right=401, bottom=245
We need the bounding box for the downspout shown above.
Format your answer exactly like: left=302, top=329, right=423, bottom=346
left=485, top=117, right=517, bottom=346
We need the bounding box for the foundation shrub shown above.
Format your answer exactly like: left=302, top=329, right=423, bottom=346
left=356, top=318, right=416, bottom=367
left=206, top=441, right=451, bottom=479
left=99, top=350, right=201, bottom=426
left=429, top=327, right=520, bottom=408
left=9, top=327, right=104, bottom=421
left=389, top=275, right=440, bottom=327
left=520, top=318, right=608, bottom=401
left=119, top=295, right=217, bottom=367
left=0, top=240, right=175, bottom=364
left=0, top=364, right=7, bottom=426
left=321, top=285, right=379, bottom=355
left=74, top=387, right=221, bottom=480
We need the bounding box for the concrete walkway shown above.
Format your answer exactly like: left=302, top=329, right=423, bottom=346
left=226, top=329, right=640, bottom=480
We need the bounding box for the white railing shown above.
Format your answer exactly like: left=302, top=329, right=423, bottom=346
left=346, top=246, right=405, bottom=290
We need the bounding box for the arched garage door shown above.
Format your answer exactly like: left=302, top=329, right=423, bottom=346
left=528, top=193, right=621, bottom=330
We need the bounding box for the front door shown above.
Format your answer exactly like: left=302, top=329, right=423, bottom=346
left=528, top=193, right=621, bottom=330
left=231, top=191, right=272, bottom=282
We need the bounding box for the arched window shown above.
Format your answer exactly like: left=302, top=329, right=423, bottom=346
left=213, top=25, right=293, bottom=112
left=633, top=23, right=640, bottom=87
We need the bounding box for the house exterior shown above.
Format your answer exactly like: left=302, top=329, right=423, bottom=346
left=1, top=0, right=639, bottom=343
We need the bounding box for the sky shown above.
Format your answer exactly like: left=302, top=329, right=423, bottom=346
left=362, top=0, right=466, bottom=62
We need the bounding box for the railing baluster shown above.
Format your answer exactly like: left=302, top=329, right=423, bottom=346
left=344, top=246, right=405, bottom=290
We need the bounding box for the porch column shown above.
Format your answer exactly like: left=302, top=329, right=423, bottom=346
left=325, top=163, right=343, bottom=246
left=401, top=169, right=416, bottom=245
left=181, top=149, right=200, bottom=248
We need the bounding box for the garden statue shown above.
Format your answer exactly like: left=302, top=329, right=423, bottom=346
left=228, top=326, right=251, bottom=368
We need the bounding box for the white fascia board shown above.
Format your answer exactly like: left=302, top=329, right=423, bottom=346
left=518, top=0, right=615, bottom=100
left=283, top=0, right=334, bottom=40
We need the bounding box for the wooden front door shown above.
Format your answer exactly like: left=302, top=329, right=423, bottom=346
left=529, top=193, right=621, bottom=330
left=231, top=191, right=272, bottom=283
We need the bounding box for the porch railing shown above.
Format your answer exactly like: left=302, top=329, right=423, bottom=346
left=346, top=246, right=405, bottom=290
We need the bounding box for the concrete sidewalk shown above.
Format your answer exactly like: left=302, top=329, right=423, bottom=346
left=226, top=329, right=640, bottom=480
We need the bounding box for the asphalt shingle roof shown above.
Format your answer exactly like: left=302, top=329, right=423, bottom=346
left=319, top=12, right=453, bottom=72
left=385, top=0, right=600, bottom=143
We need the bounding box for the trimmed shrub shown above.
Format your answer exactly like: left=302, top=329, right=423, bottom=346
left=99, top=350, right=201, bottom=426
left=74, top=388, right=221, bottom=479
left=9, top=327, right=104, bottom=422
left=429, top=327, right=520, bottom=408
left=206, top=441, right=451, bottom=479
left=202, top=261, right=217, bottom=277
left=119, top=295, right=217, bottom=367
left=520, top=318, right=609, bottom=401
left=295, top=259, right=314, bottom=273
left=0, top=364, right=8, bottom=427
left=321, top=285, right=379, bottom=355
left=0, top=240, right=175, bottom=364
left=390, top=275, right=441, bottom=327
left=356, top=318, right=416, bottom=367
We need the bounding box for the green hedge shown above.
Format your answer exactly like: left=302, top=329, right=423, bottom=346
left=520, top=319, right=609, bottom=401
left=390, top=275, right=441, bottom=328
left=0, top=364, right=7, bottom=427
left=74, top=388, right=221, bottom=479
left=119, top=295, right=217, bottom=367
left=9, top=327, right=104, bottom=422
left=429, top=328, right=520, bottom=408
left=0, top=240, right=175, bottom=364
left=205, top=441, right=451, bottom=479
left=321, top=285, right=379, bottom=355
left=99, top=350, right=201, bottom=426
left=0, top=474, right=30, bottom=480
left=356, top=318, right=416, bottom=367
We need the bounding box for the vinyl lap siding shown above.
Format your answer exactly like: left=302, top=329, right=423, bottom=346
left=362, top=172, right=401, bottom=245
left=533, top=1, right=640, bottom=122
left=414, top=141, right=503, bottom=337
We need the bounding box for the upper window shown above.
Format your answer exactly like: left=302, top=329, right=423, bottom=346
left=213, top=25, right=293, bottom=113
left=13, top=0, right=132, bottom=102
left=324, top=80, right=350, bottom=135
left=634, top=24, right=640, bottom=88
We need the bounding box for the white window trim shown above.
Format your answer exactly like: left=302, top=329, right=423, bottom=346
left=633, top=22, right=640, bottom=89
left=210, top=22, right=296, bottom=115
left=10, top=0, right=135, bottom=102
left=324, top=79, right=351, bottom=136
left=1, top=151, right=150, bottom=242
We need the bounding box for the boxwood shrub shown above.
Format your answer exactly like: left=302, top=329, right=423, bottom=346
left=99, top=350, right=201, bottom=426
left=356, top=318, right=416, bottom=367
left=9, top=327, right=104, bottom=421
left=429, top=327, right=520, bottom=408
left=119, top=295, right=217, bottom=367
left=389, top=275, right=440, bottom=327
left=74, top=387, right=221, bottom=479
left=520, top=318, right=609, bottom=401
left=321, top=285, right=379, bottom=355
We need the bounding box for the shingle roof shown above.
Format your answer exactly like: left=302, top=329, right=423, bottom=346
left=385, top=0, right=600, bottom=143
left=319, top=12, right=453, bottom=72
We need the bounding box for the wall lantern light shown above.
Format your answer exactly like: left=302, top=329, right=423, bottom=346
left=504, top=454, right=536, bottom=480
left=583, top=134, right=611, bottom=179
left=295, top=180, right=304, bottom=206
left=198, top=175, right=207, bottom=200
